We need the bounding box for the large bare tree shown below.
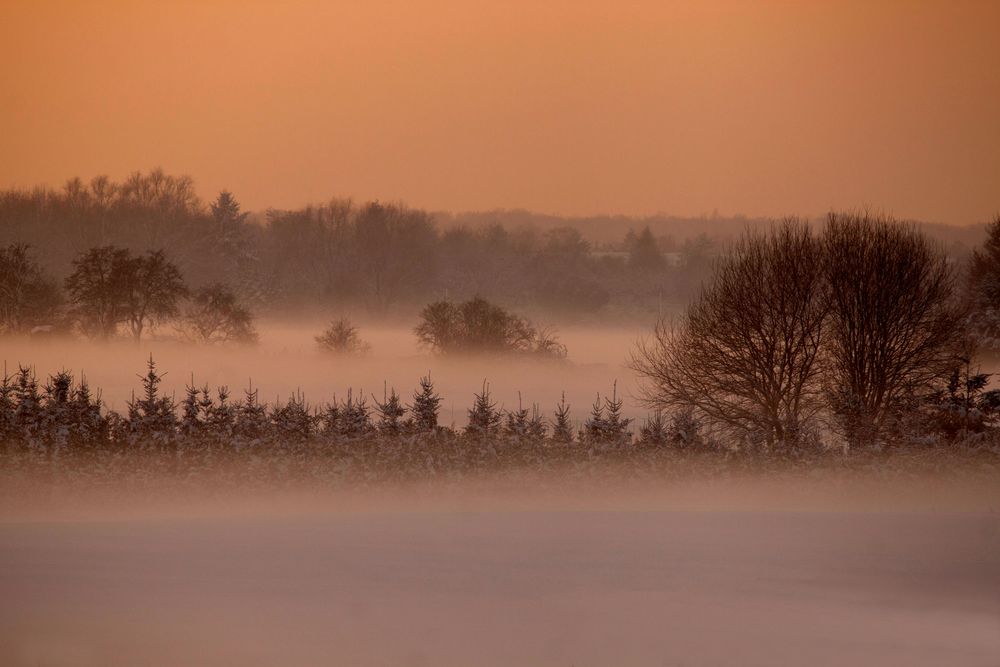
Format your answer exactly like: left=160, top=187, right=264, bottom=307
left=631, top=221, right=828, bottom=450
left=65, top=246, right=186, bottom=341
left=822, top=211, right=961, bottom=444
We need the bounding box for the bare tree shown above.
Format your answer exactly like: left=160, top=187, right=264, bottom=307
left=822, top=211, right=962, bottom=445
left=124, top=250, right=187, bottom=341
left=65, top=246, right=133, bottom=338
left=179, top=284, right=258, bottom=344
left=631, top=221, right=827, bottom=450
left=0, top=244, right=61, bottom=333
left=65, top=246, right=186, bottom=341
left=354, top=201, right=438, bottom=313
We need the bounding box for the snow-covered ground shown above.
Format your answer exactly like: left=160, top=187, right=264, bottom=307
left=2, top=478, right=998, bottom=666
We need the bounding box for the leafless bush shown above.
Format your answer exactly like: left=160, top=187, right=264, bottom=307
left=415, top=296, right=566, bottom=358
left=315, top=317, right=371, bottom=355
left=178, top=284, right=258, bottom=345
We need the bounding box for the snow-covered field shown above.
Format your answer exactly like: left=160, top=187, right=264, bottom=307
left=2, top=476, right=998, bottom=667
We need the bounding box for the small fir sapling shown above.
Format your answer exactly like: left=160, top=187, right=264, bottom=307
left=638, top=410, right=668, bottom=446
left=466, top=381, right=502, bottom=440
left=411, top=374, right=442, bottom=432
left=374, top=383, right=406, bottom=436
left=338, top=389, right=372, bottom=438
left=504, top=393, right=530, bottom=440
left=552, top=392, right=574, bottom=444
left=235, top=381, right=269, bottom=443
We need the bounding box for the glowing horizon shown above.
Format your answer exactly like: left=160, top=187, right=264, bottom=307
left=2, top=0, right=997, bottom=223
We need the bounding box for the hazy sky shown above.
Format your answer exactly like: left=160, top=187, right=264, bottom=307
left=2, top=0, right=998, bottom=223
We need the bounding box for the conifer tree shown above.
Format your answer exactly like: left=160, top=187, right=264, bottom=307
left=527, top=403, right=547, bottom=443
left=552, top=392, right=574, bottom=444
left=70, top=376, right=105, bottom=449
left=603, top=381, right=632, bottom=446
left=338, top=389, right=372, bottom=438
left=205, top=386, right=236, bottom=442
left=374, top=384, right=406, bottom=436
left=411, top=374, right=442, bottom=432
left=235, top=382, right=268, bottom=443
left=320, top=400, right=341, bottom=439
left=42, top=371, right=74, bottom=452
left=581, top=393, right=606, bottom=444
left=271, top=390, right=312, bottom=443
left=179, top=378, right=202, bottom=440
left=126, top=356, right=177, bottom=449
left=638, top=411, right=668, bottom=447
left=466, top=381, right=501, bottom=440
left=0, top=369, right=15, bottom=448
left=504, top=393, right=530, bottom=440
left=14, top=366, right=43, bottom=449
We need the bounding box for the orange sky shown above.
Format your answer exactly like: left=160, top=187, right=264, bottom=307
left=2, top=0, right=998, bottom=223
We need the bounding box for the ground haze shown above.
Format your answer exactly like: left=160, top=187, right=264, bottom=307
left=2, top=471, right=998, bottom=667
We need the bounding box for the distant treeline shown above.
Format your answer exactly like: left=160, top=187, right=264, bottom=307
left=435, top=208, right=987, bottom=251
left=2, top=170, right=984, bottom=321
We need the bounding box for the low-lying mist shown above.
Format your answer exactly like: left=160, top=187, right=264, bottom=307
left=2, top=321, right=649, bottom=427
left=2, top=468, right=999, bottom=667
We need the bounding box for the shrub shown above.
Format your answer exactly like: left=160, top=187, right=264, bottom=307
left=414, top=296, right=566, bottom=358
left=179, top=284, right=258, bottom=344
left=315, top=318, right=371, bottom=355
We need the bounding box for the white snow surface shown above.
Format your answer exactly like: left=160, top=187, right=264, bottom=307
left=1, top=482, right=998, bottom=667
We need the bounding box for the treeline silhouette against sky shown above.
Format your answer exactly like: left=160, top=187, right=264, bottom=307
left=2, top=1, right=997, bottom=223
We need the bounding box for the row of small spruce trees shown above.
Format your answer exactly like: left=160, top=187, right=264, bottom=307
left=0, top=358, right=695, bottom=455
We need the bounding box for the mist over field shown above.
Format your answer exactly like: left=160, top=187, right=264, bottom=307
left=1, top=322, right=648, bottom=427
